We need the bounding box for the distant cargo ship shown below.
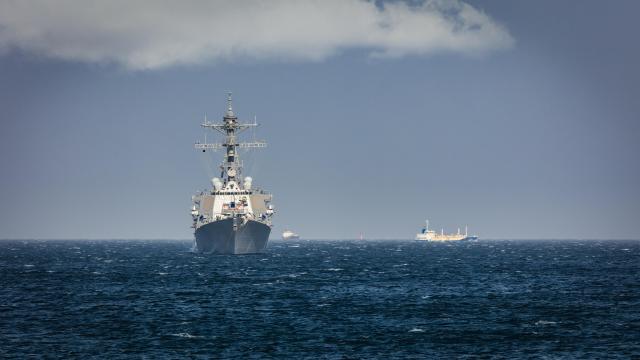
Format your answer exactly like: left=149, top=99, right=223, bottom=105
left=416, top=220, right=478, bottom=241
left=282, top=230, right=300, bottom=240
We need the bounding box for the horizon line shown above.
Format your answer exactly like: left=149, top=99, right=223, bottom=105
left=1, top=238, right=639, bottom=241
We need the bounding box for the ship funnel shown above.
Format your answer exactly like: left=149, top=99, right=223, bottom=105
left=244, top=176, right=253, bottom=190
left=212, top=177, right=223, bottom=191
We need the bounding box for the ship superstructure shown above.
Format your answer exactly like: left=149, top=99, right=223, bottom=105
left=191, top=93, right=274, bottom=254
left=415, top=220, right=478, bottom=241
left=282, top=230, right=300, bottom=240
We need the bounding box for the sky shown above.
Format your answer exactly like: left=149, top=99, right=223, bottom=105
left=0, top=0, right=639, bottom=240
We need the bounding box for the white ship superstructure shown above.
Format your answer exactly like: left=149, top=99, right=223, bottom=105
left=282, top=230, right=300, bottom=240
left=190, top=93, right=274, bottom=254
left=415, top=220, right=478, bottom=241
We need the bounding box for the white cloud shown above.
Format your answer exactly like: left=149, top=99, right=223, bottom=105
left=0, top=0, right=514, bottom=70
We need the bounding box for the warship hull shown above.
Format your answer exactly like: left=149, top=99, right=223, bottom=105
left=194, top=218, right=270, bottom=254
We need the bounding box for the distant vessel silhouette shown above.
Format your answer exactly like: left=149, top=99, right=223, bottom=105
left=416, top=220, right=478, bottom=241
left=282, top=230, right=300, bottom=240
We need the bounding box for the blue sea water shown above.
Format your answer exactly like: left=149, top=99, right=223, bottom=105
left=1, top=239, right=639, bottom=359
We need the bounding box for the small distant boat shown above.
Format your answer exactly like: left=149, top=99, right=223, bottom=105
left=282, top=230, right=300, bottom=240
left=416, top=220, right=478, bottom=241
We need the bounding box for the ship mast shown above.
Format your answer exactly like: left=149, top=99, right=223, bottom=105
left=194, top=93, right=266, bottom=187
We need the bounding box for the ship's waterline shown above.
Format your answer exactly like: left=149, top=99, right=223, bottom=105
left=195, top=218, right=270, bottom=254
left=190, top=93, right=274, bottom=254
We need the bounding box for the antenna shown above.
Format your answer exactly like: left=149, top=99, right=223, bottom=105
left=202, top=113, right=208, bottom=152
left=194, top=93, right=267, bottom=181
left=226, top=91, right=234, bottom=117
left=252, top=115, right=257, bottom=144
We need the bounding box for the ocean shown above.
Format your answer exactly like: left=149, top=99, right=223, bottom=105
left=1, top=239, right=639, bottom=358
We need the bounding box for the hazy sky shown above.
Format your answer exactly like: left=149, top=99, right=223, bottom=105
left=1, top=0, right=638, bottom=239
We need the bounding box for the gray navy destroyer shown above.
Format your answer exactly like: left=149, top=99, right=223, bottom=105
left=190, top=94, right=274, bottom=254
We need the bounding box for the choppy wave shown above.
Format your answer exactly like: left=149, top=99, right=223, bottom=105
left=1, top=239, right=638, bottom=358
left=170, top=332, right=203, bottom=339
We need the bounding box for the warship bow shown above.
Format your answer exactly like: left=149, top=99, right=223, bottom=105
left=191, top=94, right=274, bottom=254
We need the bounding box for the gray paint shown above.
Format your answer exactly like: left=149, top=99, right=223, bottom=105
left=195, top=218, right=271, bottom=254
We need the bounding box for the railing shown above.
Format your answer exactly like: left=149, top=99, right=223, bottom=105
left=194, top=142, right=223, bottom=150
left=194, top=141, right=266, bottom=150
